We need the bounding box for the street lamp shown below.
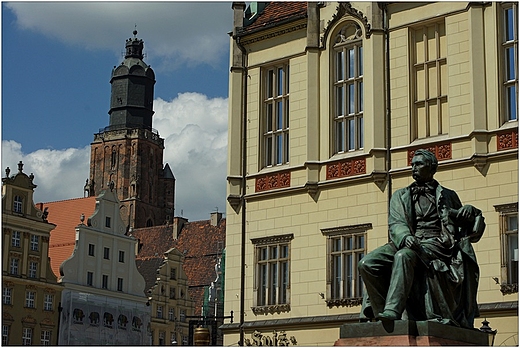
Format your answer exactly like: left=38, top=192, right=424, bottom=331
left=479, top=318, right=498, bottom=346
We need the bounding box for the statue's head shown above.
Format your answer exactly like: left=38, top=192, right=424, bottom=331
left=411, top=149, right=438, bottom=183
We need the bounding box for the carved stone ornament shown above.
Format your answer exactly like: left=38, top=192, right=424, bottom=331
left=251, top=304, right=291, bottom=316
left=244, top=329, right=297, bottom=346
left=500, top=283, right=518, bottom=295
left=326, top=297, right=363, bottom=308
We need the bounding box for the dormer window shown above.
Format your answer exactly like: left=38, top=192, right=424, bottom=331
left=105, top=217, right=111, bottom=228
left=13, top=196, right=22, bottom=213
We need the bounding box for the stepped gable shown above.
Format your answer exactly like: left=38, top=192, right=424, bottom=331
left=40, top=196, right=97, bottom=279
left=244, top=2, right=307, bottom=32
left=131, top=225, right=175, bottom=293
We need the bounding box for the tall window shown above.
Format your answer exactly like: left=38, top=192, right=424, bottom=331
left=495, top=203, right=518, bottom=294
left=3, top=288, right=12, bottom=305
left=44, top=294, right=54, bottom=311
left=30, top=235, right=39, bottom=251
left=12, top=231, right=21, bottom=247
left=117, top=278, right=123, bottom=291
left=170, top=268, right=177, bottom=280
left=333, top=23, right=364, bottom=154
left=28, top=261, right=38, bottom=278
left=252, top=234, right=292, bottom=312
left=263, top=63, right=290, bottom=167
left=88, top=244, right=95, bottom=256
left=104, top=247, right=110, bottom=260
left=22, top=328, right=32, bottom=345
left=119, top=250, right=125, bottom=263
left=503, top=3, right=518, bottom=122
left=40, top=330, right=51, bottom=346
left=411, top=21, right=448, bottom=140
left=25, top=291, right=35, bottom=308
left=102, top=275, right=109, bottom=289
left=87, top=271, right=94, bottom=286
left=14, top=195, right=23, bottom=213
left=157, top=305, right=163, bottom=319
left=10, top=258, right=19, bottom=275
left=322, top=224, right=370, bottom=306
left=168, top=307, right=175, bottom=321
left=2, top=325, right=9, bottom=345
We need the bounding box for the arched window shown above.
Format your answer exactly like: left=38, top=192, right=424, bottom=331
left=333, top=23, right=364, bottom=154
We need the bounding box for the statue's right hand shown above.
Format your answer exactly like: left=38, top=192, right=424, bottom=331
left=404, top=235, right=419, bottom=250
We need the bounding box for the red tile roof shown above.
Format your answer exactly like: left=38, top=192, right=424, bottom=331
left=244, top=2, right=308, bottom=33
left=131, top=217, right=226, bottom=315
left=39, top=196, right=97, bottom=279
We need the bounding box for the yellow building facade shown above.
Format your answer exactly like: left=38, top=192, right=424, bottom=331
left=2, top=162, right=62, bottom=345
left=224, top=2, right=518, bottom=346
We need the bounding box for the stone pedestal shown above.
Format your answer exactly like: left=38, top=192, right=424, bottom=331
left=334, top=320, right=490, bottom=346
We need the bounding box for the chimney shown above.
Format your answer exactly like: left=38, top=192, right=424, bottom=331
left=173, top=216, right=188, bottom=239
left=210, top=212, right=223, bottom=227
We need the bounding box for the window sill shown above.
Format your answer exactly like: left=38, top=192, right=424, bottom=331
left=251, top=304, right=290, bottom=315
left=326, top=297, right=362, bottom=308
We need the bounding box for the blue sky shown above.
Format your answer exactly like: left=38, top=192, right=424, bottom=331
left=2, top=2, right=233, bottom=221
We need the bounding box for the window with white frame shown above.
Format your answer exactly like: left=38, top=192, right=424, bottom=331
left=159, top=331, right=165, bottom=346
left=25, top=291, right=35, bottom=308
left=10, top=258, right=19, bottom=275
left=44, top=294, right=53, bottom=311
left=22, top=328, right=32, bottom=345
left=168, top=307, right=175, bottom=321
left=410, top=21, right=448, bottom=140
left=262, top=63, right=290, bottom=167
left=495, top=203, right=518, bottom=294
left=322, top=223, right=370, bottom=306
left=12, top=231, right=21, bottom=247
left=28, top=261, right=38, bottom=278
left=30, top=235, right=39, bottom=251
left=502, top=3, right=518, bottom=122
left=3, top=288, right=12, bottom=305
left=14, top=195, right=23, bottom=213
left=333, top=22, right=364, bottom=154
left=170, top=268, right=177, bottom=280
left=252, top=234, right=292, bottom=313
left=157, top=305, right=163, bottom=319
left=40, top=330, right=51, bottom=346
left=2, top=325, right=9, bottom=345
left=180, top=309, right=186, bottom=322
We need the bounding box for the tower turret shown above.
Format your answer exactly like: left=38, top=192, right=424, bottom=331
left=108, top=30, right=156, bottom=130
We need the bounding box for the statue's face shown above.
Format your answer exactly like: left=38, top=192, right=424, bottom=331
left=411, top=154, right=434, bottom=183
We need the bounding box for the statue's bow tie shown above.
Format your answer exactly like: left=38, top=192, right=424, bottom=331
left=411, top=183, right=436, bottom=197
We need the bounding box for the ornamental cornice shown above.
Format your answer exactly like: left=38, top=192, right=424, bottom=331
left=251, top=233, right=294, bottom=246
left=239, top=21, right=307, bottom=46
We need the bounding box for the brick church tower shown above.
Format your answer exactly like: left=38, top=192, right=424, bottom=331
left=86, top=30, right=175, bottom=230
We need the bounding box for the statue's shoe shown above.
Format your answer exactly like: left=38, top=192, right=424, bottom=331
left=377, top=311, right=400, bottom=321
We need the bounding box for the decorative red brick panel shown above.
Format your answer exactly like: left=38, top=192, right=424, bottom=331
left=326, top=158, right=366, bottom=180
left=408, top=143, right=452, bottom=165
left=497, top=129, right=518, bottom=151
left=255, top=171, right=291, bottom=192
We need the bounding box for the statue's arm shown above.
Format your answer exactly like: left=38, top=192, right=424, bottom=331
left=388, top=189, right=413, bottom=249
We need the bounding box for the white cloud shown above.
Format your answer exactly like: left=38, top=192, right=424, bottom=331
left=154, top=93, right=228, bottom=220
left=1, top=140, right=91, bottom=203
left=4, top=2, right=232, bottom=69
left=1, top=93, right=229, bottom=222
